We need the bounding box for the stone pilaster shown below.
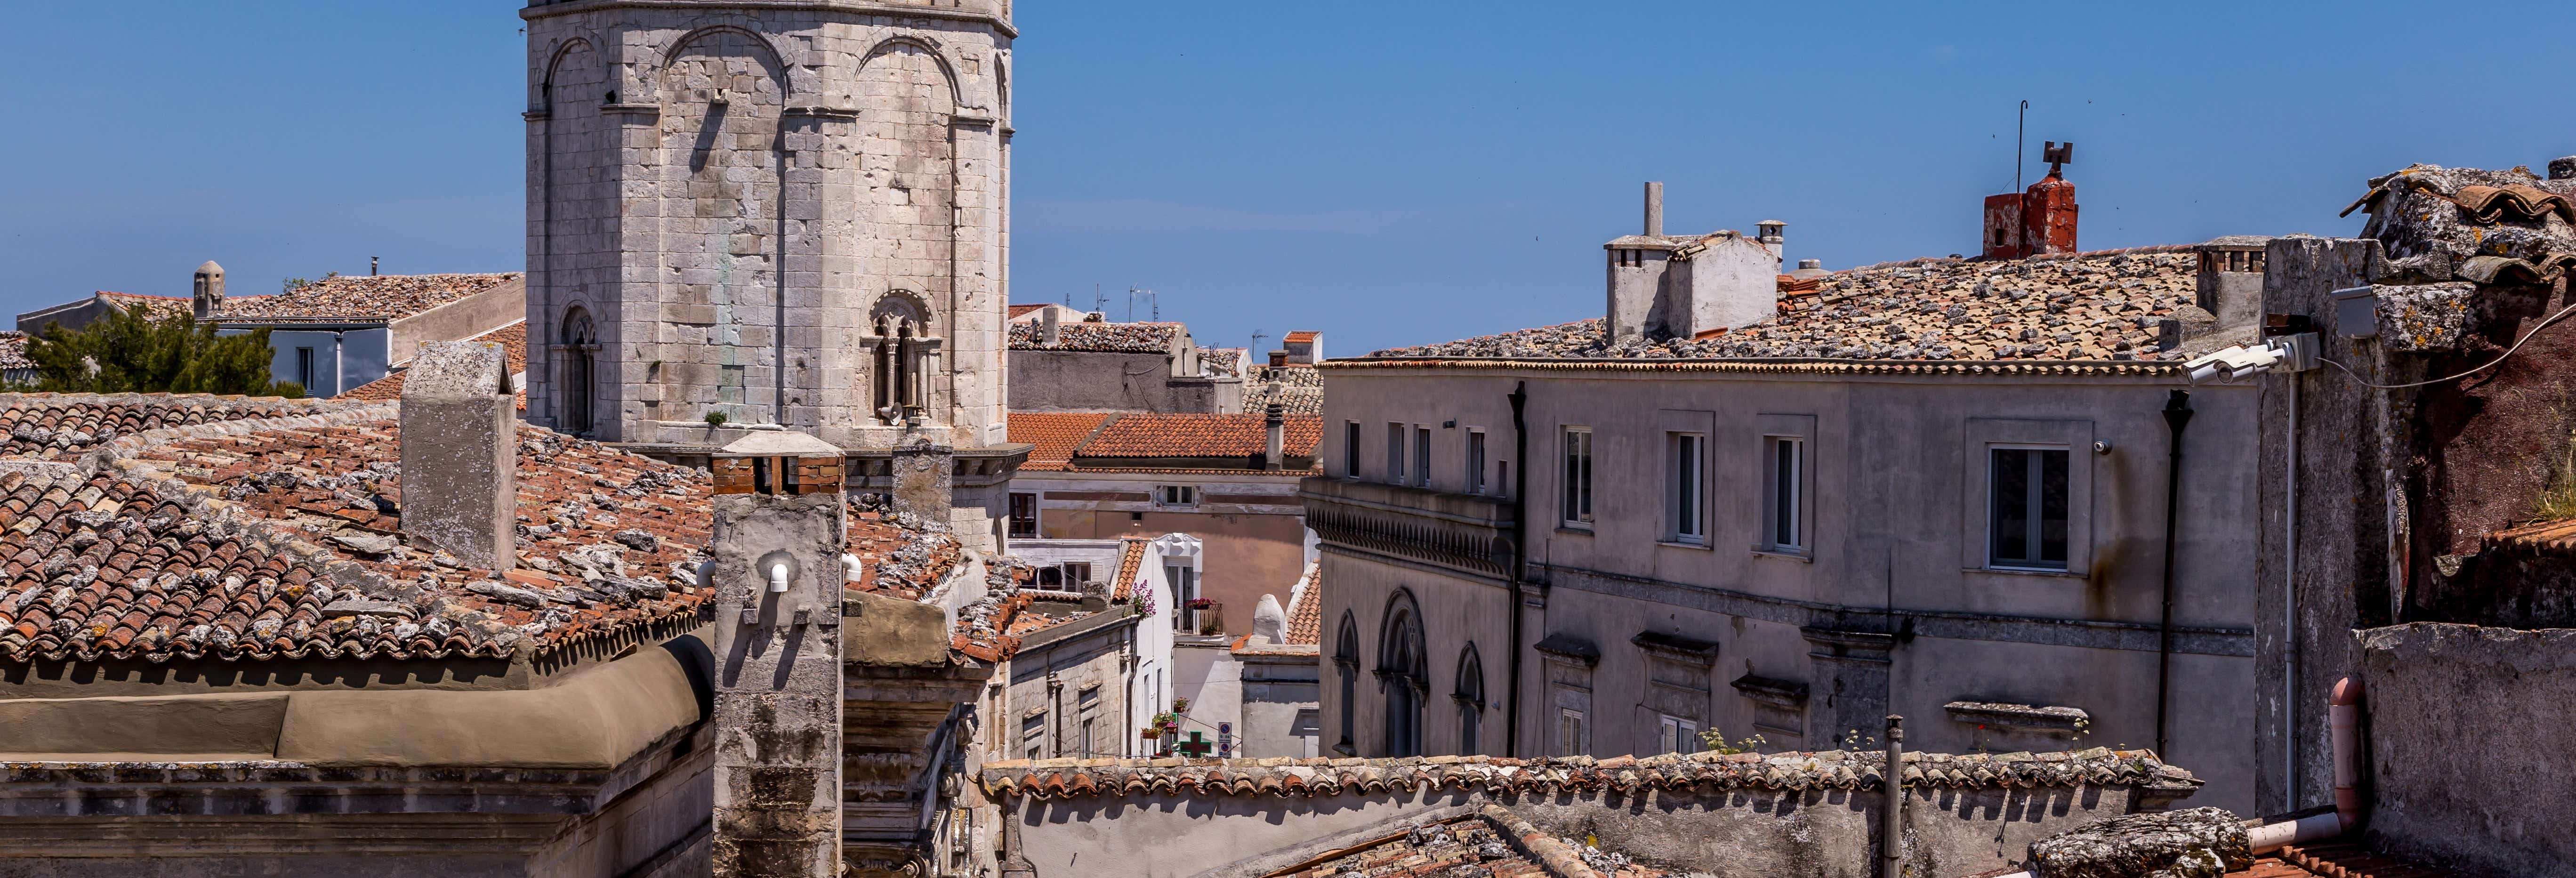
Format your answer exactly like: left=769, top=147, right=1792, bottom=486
left=709, top=433, right=849, bottom=878
left=398, top=341, right=517, bottom=570
left=1802, top=626, right=1895, bottom=748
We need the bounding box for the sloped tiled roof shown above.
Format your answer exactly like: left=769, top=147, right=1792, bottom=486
left=1284, top=331, right=1320, bottom=344
left=0, top=333, right=29, bottom=373
left=2240, top=843, right=2464, bottom=878
left=1112, top=537, right=1147, bottom=602
left=1079, top=413, right=1323, bottom=459
left=0, top=402, right=965, bottom=667
left=1369, top=246, right=2206, bottom=362
left=1283, top=562, right=1320, bottom=646
left=97, top=292, right=196, bottom=321
left=1008, top=304, right=1047, bottom=319
left=340, top=322, right=530, bottom=403
left=0, top=394, right=330, bottom=459
left=1005, top=412, right=1116, bottom=472
left=1246, top=365, right=1323, bottom=416
left=1009, top=321, right=1184, bottom=353
left=1265, top=809, right=1667, bottom=878
left=979, top=748, right=2199, bottom=799
left=1199, top=347, right=1246, bottom=378
left=214, top=274, right=519, bottom=323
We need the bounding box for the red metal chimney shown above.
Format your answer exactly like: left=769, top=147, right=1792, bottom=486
left=1982, top=141, right=2079, bottom=259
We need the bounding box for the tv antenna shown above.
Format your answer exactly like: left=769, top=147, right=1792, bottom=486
left=1250, top=330, right=1269, bottom=357
left=2014, top=99, right=2029, bottom=193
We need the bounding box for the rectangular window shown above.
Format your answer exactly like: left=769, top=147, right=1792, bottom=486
left=1007, top=492, right=1038, bottom=538
left=1467, top=431, right=1488, bottom=495
left=1658, top=714, right=1701, bottom=755
left=1387, top=423, right=1407, bottom=485
left=1765, top=437, right=1805, bottom=551
left=1021, top=714, right=1046, bottom=761
left=1556, top=708, right=1587, bottom=757
left=1156, top=485, right=1198, bottom=508
left=1988, top=447, right=2071, bottom=569
left=1561, top=427, right=1594, bottom=527
left=1168, top=564, right=1198, bottom=632
left=1415, top=427, right=1432, bottom=488
left=1344, top=421, right=1361, bottom=478
left=1077, top=689, right=1101, bottom=757
left=295, top=347, right=316, bottom=390
left=1669, top=433, right=1705, bottom=543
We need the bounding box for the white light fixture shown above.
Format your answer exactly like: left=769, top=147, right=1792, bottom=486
left=2185, top=333, right=2319, bottom=385
left=767, top=561, right=791, bottom=594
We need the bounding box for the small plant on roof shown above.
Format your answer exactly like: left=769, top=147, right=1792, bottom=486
left=1697, top=727, right=1768, bottom=756
left=704, top=411, right=729, bottom=426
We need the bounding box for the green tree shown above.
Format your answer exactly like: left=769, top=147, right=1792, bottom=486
left=25, top=308, right=305, bottom=397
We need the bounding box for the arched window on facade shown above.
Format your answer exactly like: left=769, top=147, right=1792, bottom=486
left=560, top=309, right=598, bottom=436
left=1453, top=644, right=1485, bottom=755
left=869, top=292, right=932, bottom=424
left=1377, top=592, right=1427, bottom=758
left=1333, top=612, right=1360, bottom=756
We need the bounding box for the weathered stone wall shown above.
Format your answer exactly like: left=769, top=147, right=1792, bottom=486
left=1008, top=349, right=1242, bottom=414
left=709, top=487, right=847, bottom=877
left=2358, top=623, right=2576, bottom=878
left=524, top=2, right=1014, bottom=454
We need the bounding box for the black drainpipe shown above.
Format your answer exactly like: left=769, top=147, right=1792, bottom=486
left=2155, top=389, right=2193, bottom=758
left=1504, top=381, right=1530, bottom=757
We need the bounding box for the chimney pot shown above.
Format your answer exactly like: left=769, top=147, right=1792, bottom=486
left=1799, top=259, right=1822, bottom=270
left=2552, top=156, right=2576, bottom=181
left=1644, top=182, right=1665, bottom=238
left=1264, top=391, right=1286, bottom=471
left=1268, top=350, right=1288, bottom=368
left=399, top=341, right=517, bottom=570
left=1040, top=306, right=1062, bottom=346
left=192, top=261, right=226, bottom=322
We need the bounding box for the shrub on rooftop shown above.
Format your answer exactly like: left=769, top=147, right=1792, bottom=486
left=25, top=309, right=303, bottom=397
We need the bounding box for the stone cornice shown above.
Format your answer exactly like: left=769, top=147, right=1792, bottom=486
left=521, top=0, right=1019, bottom=38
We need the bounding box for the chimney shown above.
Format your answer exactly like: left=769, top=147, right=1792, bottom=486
left=398, top=341, right=515, bottom=570
left=1263, top=392, right=1286, bottom=471
left=1039, top=306, right=1062, bottom=346
left=192, top=261, right=226, bottom=322
left=1985, top=141, right=2079, bottom=259
left=1607, top=186, right=1782, bottom=342
left=707, top=430, right=847, bottom=877
left=1252, top=593, right=1287, bottom=645
left=2552, top=155, right=2576, bottom=181
left=1267, top=350, right=1288, bottom=368
left=370, top=256, right=380, bottom=277
left=1282, top=331, right=1321, bottom=365
left=1644, top=181, right=1665, bottom=238
left=2194, top=239, right=2272, bottom=330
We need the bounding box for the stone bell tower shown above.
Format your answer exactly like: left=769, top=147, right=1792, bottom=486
left=523, top=0, right=1028, bottom=548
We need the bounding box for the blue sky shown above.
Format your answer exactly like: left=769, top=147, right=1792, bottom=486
left=9, top=1, right=2576, bottom=355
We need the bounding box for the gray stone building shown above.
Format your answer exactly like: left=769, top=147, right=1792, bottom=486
left=521, top=0, right=1029, bottom=548
left=1007, top=313, right=1242, bottom=413
left=1306, top=183, right=2276, bottom=814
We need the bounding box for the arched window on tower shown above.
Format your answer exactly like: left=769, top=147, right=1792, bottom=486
left=560, top=309, right=598, bottom=436
left=1377, top=592, right=1426, bottom=758
left=867, top=292, right=936, bottom=424
left=1453, top=644, right=1485, bottom=755
left=1333, top=612, right=1360, bottom=757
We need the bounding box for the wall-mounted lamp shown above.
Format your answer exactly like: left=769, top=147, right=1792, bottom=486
left=2185, top=333, right=2319, bottom=386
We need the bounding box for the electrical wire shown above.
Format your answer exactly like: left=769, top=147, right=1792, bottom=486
left=2320, top=298, right=2576, bottom=389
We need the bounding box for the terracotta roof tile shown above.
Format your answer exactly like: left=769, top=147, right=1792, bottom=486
left=2246, top=842, right=2467, bottom=877
left=979, top=748, right=2199, bottom=801
left=0, top=402, right=962, bottom=667
left=1284, top=331, right=1320, bottom=344
left=214, top=274, right=519, bottom=323
left=1261, top=810, right=1666, bottom=878
left=1283, top=563, right=1321, bottom=646
left=1370, top=246, right=2206, bottom=362
left=340, top=322, right=530, bottom=403
left=1077, top=413, right=1323, bottom=459
left=1245, top=365, right=1323, bottom=416
left=0, top=333, right=30, bottom=372
left=0, top=394, right=331, bottom=460
left=1009, top=321, right=1183, bottom=353
left=1112, top=537, right=1147, bottom=602
left=1005, top=412, right=1116, bottom=473
left=1008, top=304, right=1046, bottom=319
left=96, top=292, right=195, bottom=321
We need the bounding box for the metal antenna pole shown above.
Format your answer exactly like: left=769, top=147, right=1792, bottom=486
left=2015, top=100, right=2029, bottom=193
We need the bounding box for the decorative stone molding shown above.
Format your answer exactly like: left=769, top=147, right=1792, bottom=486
left=1301, top=477, right=1515, bottom=580
left=1944, top=700, right=2091, bottom=735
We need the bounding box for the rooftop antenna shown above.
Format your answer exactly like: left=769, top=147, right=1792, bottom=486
left=1251, top=330, right=1269, bottom=356
left=1092, top=284, right=1108, bottom=317
left=370, top=256, right=380, bottom=277
left=2014, top=100, right=2029, bottom=193
left=2043, top=140, right=2075, bottom=176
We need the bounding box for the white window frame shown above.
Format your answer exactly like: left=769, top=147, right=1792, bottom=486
left=1414, top=426, right=1433, bottom=489
left=1667, top=432, right=1707, bottom=544
left=1386, top=422, right=1407, bottom=485
left=1466, top=429, right=1489, bottom=496
left=1343, top=420, right=1361, bottom=479
left=1961, top=419, right=2095, bottom=576
left=1560, top=427, right=1594, bottom=528
left=1658, top=714, right=1701, bottom=755
left=1556, top=708, right=1588, bottom=757
left=1986, top=444, right=2072, bottom=571
left=1764, top=436, right=1804, bottom=551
